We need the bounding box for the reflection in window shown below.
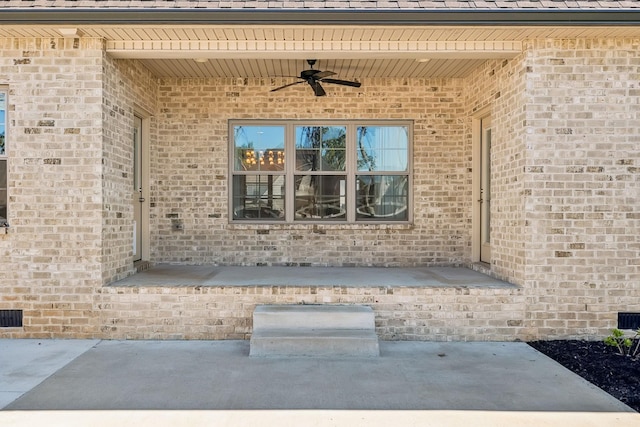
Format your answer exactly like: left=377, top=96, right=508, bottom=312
left=295, top=175, right=346, bottom=220
left=0, top=89, right=6, bottom=226
left=293, top=126, right=347, bottom=221
left=296, top=126, right=346, bottom=172
left=0, top=91, right=5, bottom=156
left=232, top=175, right=285, bottom=220
left=0, top=160, right=6, bottom=225
left=234, top=126, right=285, bottom=172
left=230, top=121, right=411, bottom=223
left=356, top=175, right=408, bottom=221
left=357, top=126, right=408, bottom=172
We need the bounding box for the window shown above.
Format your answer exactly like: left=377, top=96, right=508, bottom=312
left=0, top=89, right=7, bottom=227
left=230, top=121, right=411, bottom=223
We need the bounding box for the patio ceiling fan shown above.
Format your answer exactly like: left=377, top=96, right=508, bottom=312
left=270, top=59, right=362, bottom=97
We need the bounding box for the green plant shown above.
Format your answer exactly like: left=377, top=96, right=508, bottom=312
left=604, top=328, right=640, bottom=358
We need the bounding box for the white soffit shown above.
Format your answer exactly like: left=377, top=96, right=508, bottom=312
left=142, top=58, right=488, bottom=79
left=106, top=40, right=523, bottom=60
left=100, top=26, right=529, bottom=78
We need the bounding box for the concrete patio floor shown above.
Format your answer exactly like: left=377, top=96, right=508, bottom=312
left=109, top=264, right=516, bottom=288
left=1, top=339, right=638, bottom=426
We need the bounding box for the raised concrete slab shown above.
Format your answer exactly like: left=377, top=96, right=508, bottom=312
left=109, top=265, right=516, bottom=288
left=250, top=305, right=379, bottom=357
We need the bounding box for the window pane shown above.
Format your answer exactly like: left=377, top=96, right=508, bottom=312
left=356, top=175, right=408, bottom=221
left=230, top=122, right=411, bottom=223
left=232, top=175, right=285, bottom=220
left=294, top=175, right=346, bottom=220
left=295, top=126, right=346, bottom=171
left=0, top=160, right=6, bottom=224
left=233, top=125, right=285, bottom=172
left=0, top=91, right=5, bottom=156
left=357, top=126, right=408, bottom=172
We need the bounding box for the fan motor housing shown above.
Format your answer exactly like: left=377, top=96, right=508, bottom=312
left=301, top=70, right=320, bottom=79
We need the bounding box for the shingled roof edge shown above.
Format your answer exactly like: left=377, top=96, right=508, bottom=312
left=1, top=9, right=640, bottom=26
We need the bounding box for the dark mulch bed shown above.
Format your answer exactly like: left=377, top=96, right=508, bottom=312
left=529, top=340, right=640, bottom=412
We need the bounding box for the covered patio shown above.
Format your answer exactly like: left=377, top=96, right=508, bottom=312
left=109, top=264, right=515, bottom=289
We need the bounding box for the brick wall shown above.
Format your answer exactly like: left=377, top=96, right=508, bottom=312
left=522, top=38, right=640, bottom=338
left=466, top=55, right=528, bottom=285
left=102, top=57, right=157, bottom=285
left=0, top=37, right=104, bottom=338
left=98, top=285, right=526, bottom=341
left=152, top=77, right=474, bottom=267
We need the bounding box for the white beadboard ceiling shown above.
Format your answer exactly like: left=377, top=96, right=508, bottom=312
left=140, top=58, right=489, bottom=79
left=2, top=24, right=639, bottom=78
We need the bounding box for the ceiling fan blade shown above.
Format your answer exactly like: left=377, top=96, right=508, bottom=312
left=307, top=79, right=326, bottom=97
left=270, top=80, right=305, bottom=92
left=320, top=78, right=362, bottom=88
left=312, top=70, right=336, bottom=79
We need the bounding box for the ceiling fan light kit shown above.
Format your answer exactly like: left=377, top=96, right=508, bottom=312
left=270, top=59, right=362, bottom=97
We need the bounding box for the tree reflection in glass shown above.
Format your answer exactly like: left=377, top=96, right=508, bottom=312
left=295, top=126, right=346, bottom=220
left=356, top=126, right=409, bottom=220
left=232, top=125, right=286, bottom=220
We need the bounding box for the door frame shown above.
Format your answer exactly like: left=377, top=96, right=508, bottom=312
left=472, top=107, right=491, bottom=264
left=133, top=106, right=151, bottom=262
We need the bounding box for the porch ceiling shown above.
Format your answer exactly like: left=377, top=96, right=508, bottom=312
left=3, top=24, right=640, bottom=78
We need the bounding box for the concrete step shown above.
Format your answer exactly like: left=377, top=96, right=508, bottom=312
left=252, top=304, right=375, bottom=330
left=250, top=305, right=379, bottom=357
left=250, top=329, right=380, bottom=357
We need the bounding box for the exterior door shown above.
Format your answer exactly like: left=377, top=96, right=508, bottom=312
left=479, top=117, right=492, bottom=263
left=133, top=115, right=143, bottom=261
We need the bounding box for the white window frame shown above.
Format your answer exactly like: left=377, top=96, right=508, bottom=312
left=229, top=120, right=413, bottom=224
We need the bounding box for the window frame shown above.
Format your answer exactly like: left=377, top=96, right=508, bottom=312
left=229, top=120, right=413, bottom=224
left=0, top=87, right=7, bottom=228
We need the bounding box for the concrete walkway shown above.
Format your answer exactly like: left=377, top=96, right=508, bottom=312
left=1, top=339, right=638, bottom=426
left=0, top=339, right=99, bottom=409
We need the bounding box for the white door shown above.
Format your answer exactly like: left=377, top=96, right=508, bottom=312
left=133, top=115, right=143, bottom=261
left=479, top=117, right=492, bottom=263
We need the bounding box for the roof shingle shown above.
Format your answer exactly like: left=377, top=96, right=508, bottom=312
left=0, top=0, right=638, bottom=9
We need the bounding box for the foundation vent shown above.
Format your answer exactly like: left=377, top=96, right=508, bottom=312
left=0, top=309, right=23, bottom=327
left=618, top=312, right=640, bottom=330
